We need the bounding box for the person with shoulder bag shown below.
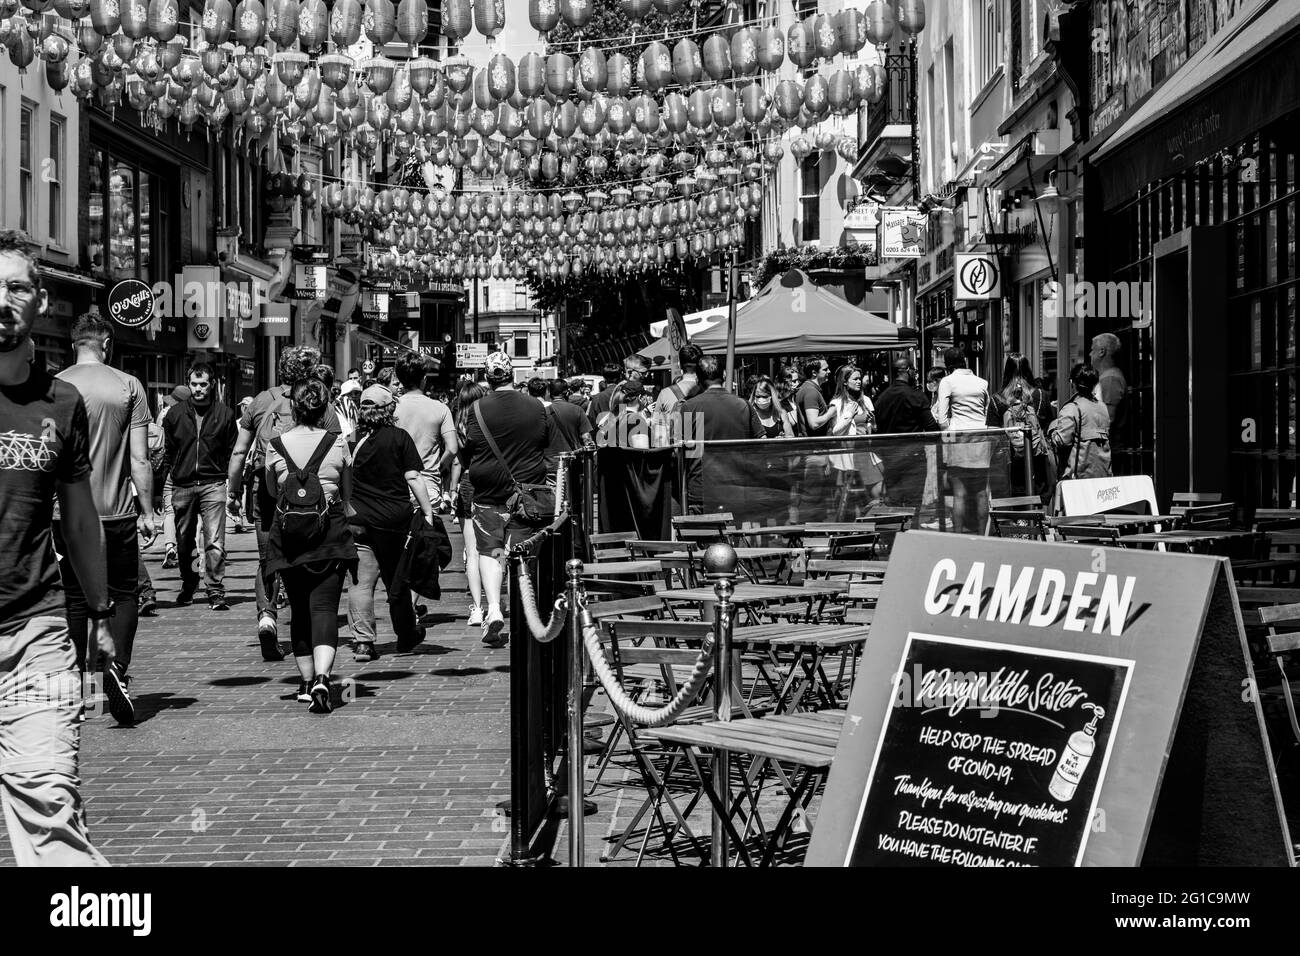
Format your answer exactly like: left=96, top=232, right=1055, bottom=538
left=1048, top=364, right=1113, bottom=481
left=827, top=365, right=884, bottom=515
left=263, top=379, right=356, bottom=713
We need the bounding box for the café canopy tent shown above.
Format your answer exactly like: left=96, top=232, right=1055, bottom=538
left=692, top=268, right=918, bottom=354
left=647, top=307, right=733, bottom=339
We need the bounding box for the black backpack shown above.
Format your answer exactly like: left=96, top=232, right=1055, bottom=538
left=271, top=433, right=335, bottom=552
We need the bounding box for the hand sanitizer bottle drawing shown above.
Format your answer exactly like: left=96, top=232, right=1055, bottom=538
left=1049, top=704, right=1105, bottom=803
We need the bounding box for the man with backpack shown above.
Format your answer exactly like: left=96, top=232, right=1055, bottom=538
left=226, top=346, right=341, bottom=662
left=652, top=344, right=703, bottom=446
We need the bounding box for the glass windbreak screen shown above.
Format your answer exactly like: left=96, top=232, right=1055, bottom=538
left=684, top=430, right=1022, bottom=531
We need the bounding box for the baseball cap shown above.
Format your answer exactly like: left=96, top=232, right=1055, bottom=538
left=360, top=384, right=394, bottom=407
left=339, top=379, right=362, bottom=397
left=484, top=351, right=513, bottom=379
left=167, top=385, right=191, bottom=404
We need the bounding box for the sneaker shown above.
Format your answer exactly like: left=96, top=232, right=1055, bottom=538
left=295, top=680, right=312, bottom=703
left=414, top=602, right=428, bottom=620
left=208, top=597, right=230, bottom=611
left=481, top=607, right=506, bottom=647
left=308, top=674, right=332, bottom=714
left=175, top=588, right=196, bottom=607
left=138, top=594, right=158, bottom=617
left=103, top=664, right=135, bottom=726
left=258, top=615, right=284, bottom=662
left=162, top=545, right=178, bottom=569
left=467, top=604, right=484, bottom=627
left=353, top=640, right=378, bottom=663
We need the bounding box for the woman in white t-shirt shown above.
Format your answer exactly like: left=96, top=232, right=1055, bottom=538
left=827, top=365, right=884, bottom=516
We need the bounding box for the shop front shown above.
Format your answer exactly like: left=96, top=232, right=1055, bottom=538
left=1088, top=0, right=1300, bottom=506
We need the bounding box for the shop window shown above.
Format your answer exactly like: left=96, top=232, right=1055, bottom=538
left=19, top=102, right=33, bottom=235
left=972, top=0, right=1002, bottom=92
left=512, top=334, right=529, bottom=359
left=48, top=115, right=64, bottom=245
left=87, top=149, right=165, bottom=283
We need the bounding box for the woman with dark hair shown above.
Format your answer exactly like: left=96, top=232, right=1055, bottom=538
left=345, top=385, right=435, bottom=663
left=452, top=380, right=488, bottom=625
left=1048, top=364, right=1112, bottom=479
left=607, top=379, right=654, bottom=448
left=827, top=365, right=884, bottom=514
left=748, top=375, right=794, bottom=438
left=264, top=379, right=356, bottom=713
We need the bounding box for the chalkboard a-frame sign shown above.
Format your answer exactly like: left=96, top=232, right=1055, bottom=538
left=806, top=532, right=1294, bottom=867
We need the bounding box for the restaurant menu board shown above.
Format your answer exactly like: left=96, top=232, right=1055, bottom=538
left=850, top=634, right=1132, bottom=867
left=806, top=531, right=1294, bottom=867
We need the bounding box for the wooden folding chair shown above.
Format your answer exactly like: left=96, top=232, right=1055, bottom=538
left=590, top=532, right=634, bottom=561
left=1252, top=604, right=1300, bottom=772
left=1178, top=502, right=1235, bottom=530
left=629, top=540, right=699, bottom=588
left=673, top=512, right=736, bottom=546
left=1055, top=524, right=1126, bottom=547
left=989, top=495, right=1043, bottom=511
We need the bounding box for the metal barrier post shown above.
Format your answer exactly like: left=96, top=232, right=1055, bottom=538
left=704, top=542, right=738, bottom=867
left=1022, top=427, right=1035, bottom=501
left=565, top=557, right=585, bottom=867
left=582, top=449, right=595, bottom=540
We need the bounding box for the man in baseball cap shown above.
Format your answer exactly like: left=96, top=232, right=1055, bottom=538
left=483, top=350, right=513, bottom=383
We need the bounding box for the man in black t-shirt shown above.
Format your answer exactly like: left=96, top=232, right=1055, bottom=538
left=679, top=355, right=764, bottom=512
left=461, top=352, right=550, bottom=647
left=0, top=230, right=109, bottom=865
left=539, top=378, right=594, bottom=475
left=793, top=358, right=834, bottom=521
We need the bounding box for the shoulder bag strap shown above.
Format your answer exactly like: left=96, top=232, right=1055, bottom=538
left=304, top=431, right=335, bottom=472
left=270, top=436, right=303, bottom=479
left=473, top=401, right=521, bottom=487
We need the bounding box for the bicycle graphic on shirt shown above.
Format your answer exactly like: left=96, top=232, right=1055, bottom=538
left=0, top=422, right=58, bottom=473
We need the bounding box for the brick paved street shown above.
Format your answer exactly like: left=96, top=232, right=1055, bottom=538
left=0, top=521, right=807, bottom=867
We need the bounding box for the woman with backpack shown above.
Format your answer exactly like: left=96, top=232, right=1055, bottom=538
left=263, top=379, right=356, bottom=714
left=1000, top=353, right=1053, bottom=433
left=345, top=385, right=435, bottom=663
left=1048, top=364, right=1113, bottom=481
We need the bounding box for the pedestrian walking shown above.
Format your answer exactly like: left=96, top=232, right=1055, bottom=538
left=346, top=385, right=435, bottom=662
left=460, top=352, right=550, bottom=647
left=589, top=355, right=649, bottom=432
left=828, top=365, right=884, bottom=515
left=452, top=380, right=489, bottom=626
left=394, top=351, right=458, bottom=516
left=226, top=346, right=340, bottom=662
left=542, top=379, right=595, bottom=480
left=263, top=379, right=356, bottom=713
left=54, top=313, right=158, bottom=726
left=679, top=355, right=764, bottom=513
left=934, top=347, right=995, bottom=535
left=1049, top=364, right=1113, bottom=481
left=162, top=361, right=238, bottom=610
left=873, top=358, right=939, bottom=512
left=748, top=376, right=795, bottom=439
left=157, top=384, right=189, bottom=570
left=0, top=230, right=109, bottom=865
left=652, top=344, right=703, bottom=445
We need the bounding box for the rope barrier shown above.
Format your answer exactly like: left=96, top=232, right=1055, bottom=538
left=577, top=603, right=715, bottom=728
left=515, top=560, right=570, bottom=644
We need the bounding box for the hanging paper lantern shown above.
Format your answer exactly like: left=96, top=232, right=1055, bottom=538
left=318, top=52, right=352, bottom=90
left=602, top=52, right=631, bottom=98
left=118, top=0, right=146, bottom=37
left=709, top=83, right=736, bottom=127
left=865, top=0, right=894, bottom=45
left=828, top=69, right=857, bottom=114
left=147, top=0, right=180, bottom=41
left=53, top=0, right=88, bottom=15
left=497, top=102, right=522, bottom=138
left=618, top=0, right=648, bottom=25
left=773, top=78, right=801, bottom=119
left=471, top=105, right=497, bottom=136
left=755, top=25, right=784, bottom=71
left=786, top=18, right=813, bottom=70
left=857, top=62, right=887, bottom=103
left=739, top=81, right=766, bottom=124
left=273, top=49, right=307, bottom=85
left=363, top=0, right=395, bottom=46
left=298, top=0, right=328, bottom=51
left=660, top=91, right=686, bottom=133
left=90, top=0, right=121, bottom=35
left=363, top=56, right=395, bottom=94
left=813, top=13, right=839, bottom=59
left=528, top=0, right=557, bottom=37
left=472, top=0, right=500, bottom=40
left=485, top=52, right=514, bottom=102
left=236, top=47, right=265, bottom=82
left=671, top=37, right=701, bottom=87
left=577, top=45, right=605, bottom=97
left=233, top=0, right=265, bottom=45
left=686, top=88, right=711, bottom=131
left=700, top=33, right=730, bottom=81
left=545, top=51, right=573, bottom=97
left=443, top=0, right=470, bottom=40
left=898, top=0, right=925, bottom=34
left=836, top=8, right=867, bottom=56
left=513, top=51, right=543, bottom=98
left=265, top=0, right=297, bottom=46
left=640, top=40, right=671, bottom=92
left=577, top=97, right=604, bottom=136
left=560, top=0, right=589, bottom=30
left=525, top=97, right=552, bottom=138
left=387, top=66, right=412, bottom=109
left=601, top=96, right=629, bottom=135
left=293, top=67, right=320, bottom=109
left=330, top=0, right=362, bottom=46
left=803, top=74, right=828, bottom=116
left=6, top=28, right=34, bottom=71
left=42, top=32, right=70, bottom=63
left=728, top=27, right=757, bottom=77
left=553, top=99, right=577, bottom=137
left=651, top=0, right=682, bottom=14
left=159, top=36, right=183, bottom=70
left=78, top=20, right=103, bottom=53
left=444, top=55, right=471, bottom=92
left=629, top=93, right=658, bottom=134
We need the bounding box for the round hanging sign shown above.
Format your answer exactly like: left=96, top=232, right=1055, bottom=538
left=106, top=278, right=155, bottom=328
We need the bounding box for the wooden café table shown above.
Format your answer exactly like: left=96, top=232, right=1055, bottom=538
left=578, top=560, right=664, bottom=577
left=1117, top=529, right=1261, bottom=555
left=1063, top=513, right=1181, bottom=532
left=656, top=547, right=806, bottom=585
left=731, top=623, right=871, bottom=713
left=660, top=582, right=847, bottom=624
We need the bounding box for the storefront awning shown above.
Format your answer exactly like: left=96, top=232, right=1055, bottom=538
left=38, top=264, right=104, bottom=290
left=1091, top=0, right=1300, bottom=209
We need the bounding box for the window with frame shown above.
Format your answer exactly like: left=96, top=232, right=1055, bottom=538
left=86, top=147, right=159, bottom=282
left=800, top=154, right=820, bottom=243
left=48, top=115, right=65, bottom=245
left=970, top=0, right=1002, bottom=92
left=512, top=333, right=529, bottom=359
left=19, top=102, right=34, bottom=236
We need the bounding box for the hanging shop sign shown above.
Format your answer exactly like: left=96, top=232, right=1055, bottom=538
left=361, top=290, right=390, bottom=323
left=260, top=302, right=291, bottom=337
left=879, top=206, right=927, bottom=259
left=294, top=264, right=328, bottom=300
left=186, top=313, right=221, bottom=350
left=456, top=342, right=490, bottom=368
left=806, top=531, right=1293, bottom=867
left=105, top=279, right=155, bottom=328
left=954, top=254, right=1002, bottom=301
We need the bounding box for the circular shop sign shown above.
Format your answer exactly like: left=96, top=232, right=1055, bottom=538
left=958, top=256, right=1000, bottom=298
left=106, top=279, right=156, bottom=328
